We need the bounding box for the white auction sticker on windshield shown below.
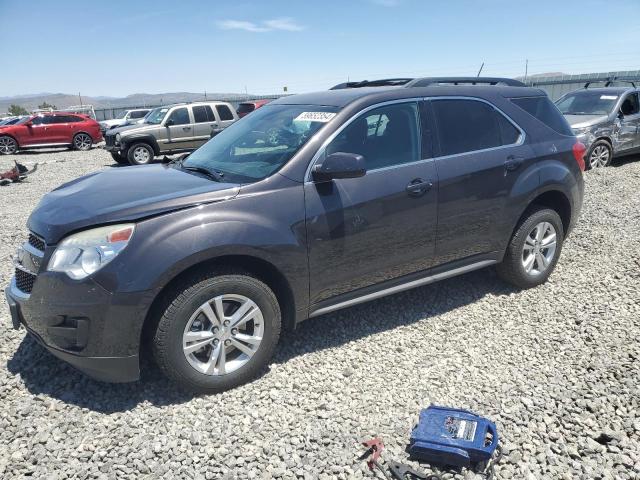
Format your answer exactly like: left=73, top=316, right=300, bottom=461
left=600, top=95, right=618, bottom=100
left=294, top=112, right=336, bottom=123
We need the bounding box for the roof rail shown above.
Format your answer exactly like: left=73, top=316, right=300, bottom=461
left=330, top=78, right=414, bottom=90
left=584, top=76, right=637, bottom=89
left=406, top=77, right=526, bottom=87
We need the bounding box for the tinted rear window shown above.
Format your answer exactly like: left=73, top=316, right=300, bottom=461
left=237, top=103, right=255, bottom=115
left=432, top=99, right=521, bottom=156
left=216, top=105, right=234, bottom=121
left=511, top=96, right=573, bottom=136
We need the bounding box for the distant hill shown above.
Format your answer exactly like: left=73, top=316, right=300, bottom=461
left=0, top=91, right=256, bottom=114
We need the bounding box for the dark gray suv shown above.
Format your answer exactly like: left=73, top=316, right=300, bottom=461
left=6, top=78, right=585, bottom=393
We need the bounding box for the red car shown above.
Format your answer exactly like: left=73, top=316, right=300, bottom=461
left=236, top=99, right=272, bottom=118
left=0, top=112, right=102, bottom=155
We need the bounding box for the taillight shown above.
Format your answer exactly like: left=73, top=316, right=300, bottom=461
left=572, top=142, right=586, bottom=171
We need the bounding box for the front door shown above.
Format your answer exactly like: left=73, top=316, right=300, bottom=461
left=429, top=98, right=535, bottom=266
left=305, top=101, right=438, bottom=307
left=614, top=92, right=640, bottom=152
left=20, top=115, right=56, bottom=145
left=162, top=106, right=197, bottom=150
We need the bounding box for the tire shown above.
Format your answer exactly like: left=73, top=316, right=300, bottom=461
left=585, top=140, right=612, bottom=169
left=496, top=207, right=564, bottom=289
left=110, top=152, right=129, bottom=165
left=0, top=135, right=18, bottom=155
left=126, top=142, right=154, bottom=165
left=152, top=271, right=282, bottom=393
left=73, top=133, right=93, bottom=151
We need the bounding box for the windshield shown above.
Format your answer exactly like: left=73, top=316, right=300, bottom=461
left=116, top=111, right=128, bottom=119
left=184, top=104, right=339, bottom=183
left=15, top=116, right=33, bottom=125
left=555, top=91, right=618, bottom=115
left=145, top=107, right=170, bottom=125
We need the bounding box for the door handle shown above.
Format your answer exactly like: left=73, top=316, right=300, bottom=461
left=505, top=156, right=524, bottom=172
left=182, top=126, right=191, bottom=131
left=406, top=178, right=433, bottom=197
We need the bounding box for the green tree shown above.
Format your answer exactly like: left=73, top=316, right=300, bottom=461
left=38, top=101, right=57, bottom=110
left=8, top=104, right=29, bottom=116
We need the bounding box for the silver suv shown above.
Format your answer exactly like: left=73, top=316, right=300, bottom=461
left=555, top=83, right=640, bottom=169
left=104, top=101, right=239, bottom=165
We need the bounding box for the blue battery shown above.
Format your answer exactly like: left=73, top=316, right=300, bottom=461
left=408, top=405, right=499, bottom=468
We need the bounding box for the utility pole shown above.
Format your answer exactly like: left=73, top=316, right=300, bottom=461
left=204, top=90, right=207, bottom=100
left=524, top=59, right=529, bottom=83
left=476, top=62, right=484, bottom=77
left=78, top=92, right=83, bottom=106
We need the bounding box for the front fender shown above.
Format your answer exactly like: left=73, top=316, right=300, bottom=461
left=121, top=134, right=160, bottom=155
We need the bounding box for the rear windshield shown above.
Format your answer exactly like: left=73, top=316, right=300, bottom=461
left=237, top=103, right=255, bottom=115
left=511, top=96, right=573, bottom=136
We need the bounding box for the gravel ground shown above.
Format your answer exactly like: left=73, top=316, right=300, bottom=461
left=0, top=148, right=639, bottom=480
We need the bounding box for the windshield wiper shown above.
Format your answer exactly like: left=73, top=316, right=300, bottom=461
left=181, top=165, right=224, bottom=182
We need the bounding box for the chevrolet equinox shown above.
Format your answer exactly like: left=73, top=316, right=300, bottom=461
left=6, top=78, right=585, bottom=393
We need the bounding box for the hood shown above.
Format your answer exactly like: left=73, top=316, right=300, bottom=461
left=106, top=122, right=157, bottom=136
left=563, top=114, right=608, bottom=129
left=101, top=119, right=124, bottom=127
left=28, top=164, right=239, bottom=243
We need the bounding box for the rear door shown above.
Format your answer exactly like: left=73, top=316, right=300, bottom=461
left=304, top=100, right=439, bottom=307
left=192, top=104, right=220, bottom=145
left=429, top=98, right=534, bottom=265
left=163, top=106, right=197, bottom=150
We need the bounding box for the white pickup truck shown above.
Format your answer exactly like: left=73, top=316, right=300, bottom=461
left=99, top=109, right=151, bottom=133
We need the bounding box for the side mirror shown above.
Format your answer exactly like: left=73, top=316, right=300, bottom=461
left=312, top=152, right=366, bottom=183
left=165, top=119, right=175, bottom=127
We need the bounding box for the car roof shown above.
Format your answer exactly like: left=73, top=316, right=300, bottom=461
left=271, top=85, right=546, bottom=108
left=567, top=87, right=634, bottom=94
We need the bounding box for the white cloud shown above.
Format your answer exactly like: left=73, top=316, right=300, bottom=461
left=217, top=17, right=305, bottom=33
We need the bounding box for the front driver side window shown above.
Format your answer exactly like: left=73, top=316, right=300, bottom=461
left=166, top=107, right=190, bottom=126
left=326, top=102, right=420, bottom=170
left=620, top=93, right=639, bottom=116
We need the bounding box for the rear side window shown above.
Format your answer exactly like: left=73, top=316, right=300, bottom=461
left=511, top=96, right=573, bottom=136
left=216, top=105, right=234, bottom=121
left=193, top=105, right=216, bottom=123
left=432, top=99, right=521, bottom=156
left=129, top=110, right=148, bottom=119
left=167, top=107, right=190, bottom=126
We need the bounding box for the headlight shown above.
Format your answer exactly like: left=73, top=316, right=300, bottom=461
left=48, top=224, right=135, bottom=279
left=572, top=127, right=588, bottom=136
left=115, top=133, right=121, bottom=144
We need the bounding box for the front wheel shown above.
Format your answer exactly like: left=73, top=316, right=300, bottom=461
left=586, top=141, right=612, bottom=169
left=127, top=142, right=154, bottom=165
left=497, top=207, right=564, bottom=289
left=73, top=133, right=93, bottom=151
left=152, top=271, right=282, bottom=393
left=0, top=135, right=18, bottom=155
left=110, top=151, right=129, bottom=165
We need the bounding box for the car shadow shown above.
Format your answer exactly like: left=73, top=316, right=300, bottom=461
left=610, top=153, right=640, bottom=167
left=7, top=267, right=515, bottom=413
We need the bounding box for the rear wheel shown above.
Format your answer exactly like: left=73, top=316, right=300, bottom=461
left=497, top=207, right=564, bottom=289
left=127, top=142, right=154, bottom=165
left=73, top=133, right=93, bottom=151
left=0, top=135, right=17, bottom=155
left=152, top=271, right=281, bottom=393
left=110, top=152, right=128, bottom=165
left=586, top=140, right=612, bottom=169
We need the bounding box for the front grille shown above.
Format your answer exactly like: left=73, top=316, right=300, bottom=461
left=105, top=135, right=115, bottom=147
left=28, top=233, right=45, bottom=252
left=15, top=268, right=36, bottom=294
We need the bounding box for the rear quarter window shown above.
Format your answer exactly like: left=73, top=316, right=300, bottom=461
left=511, top=96, right=573, bottom=136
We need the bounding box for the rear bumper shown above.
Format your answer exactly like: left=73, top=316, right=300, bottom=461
left=5, top=273, right=147, bottom=383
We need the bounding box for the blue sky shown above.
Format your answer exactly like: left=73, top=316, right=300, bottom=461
left=0, top=0, right=639, bottom=97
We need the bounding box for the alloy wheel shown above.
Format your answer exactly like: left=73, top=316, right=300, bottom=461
left=589, top=145, right=610, bottom=168
left=133, top=146, right=151, bottom=164
left=182, top=294, right=264, bottom=375
left=521, top=221, right=557, bottom=276
left=0, top=136, right=17, bottom=154
left=74, top=133, right=92, bottom=150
